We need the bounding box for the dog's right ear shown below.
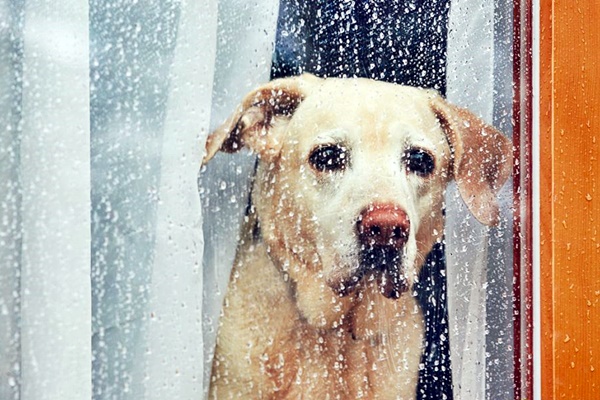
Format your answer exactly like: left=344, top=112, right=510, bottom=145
left=431, top=96, right=513, bottom=226
left=202, top=74, right=318, bottom=165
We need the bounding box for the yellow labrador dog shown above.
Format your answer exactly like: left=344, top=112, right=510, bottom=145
left=203, top=74, right=511, bottom=399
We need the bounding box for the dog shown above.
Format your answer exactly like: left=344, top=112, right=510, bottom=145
left=202, top=74, right=512, bottom=399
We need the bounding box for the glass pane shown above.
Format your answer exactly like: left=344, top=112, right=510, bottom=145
left=0, top=0, right=532, bottom=398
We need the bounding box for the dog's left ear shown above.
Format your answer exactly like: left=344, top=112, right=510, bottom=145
left=431, top=97, right=513, bottom=226
left=203, top=74, right=318, bottom=164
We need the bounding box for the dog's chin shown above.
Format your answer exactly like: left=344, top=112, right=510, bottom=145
left=329, top=245, right=409, bottom=300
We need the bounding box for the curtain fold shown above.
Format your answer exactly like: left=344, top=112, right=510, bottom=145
left=445, top=0, right=494, bottom=388
left=19, top=0, right=92, bottom=399
left=0, top=1, right=24, bottom=398
left=89, top=1, right=181, bottom=397
left=446, top=0, right=494, bottom=396
left=144, top=0, right=217, bottom=398
left=200, top=0, right=280, bottom=392
left=446, top=0, right=514, bottom=398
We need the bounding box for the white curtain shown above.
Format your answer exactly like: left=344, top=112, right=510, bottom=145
left=143, top=0, right=216, bottom=398
left=1, top=0, right=24, bottom=397
left=0, top=0, right=275, bottom=398
left=446, top=0, right=514, bottom=399
left=1, top=0, right=91, bottom=398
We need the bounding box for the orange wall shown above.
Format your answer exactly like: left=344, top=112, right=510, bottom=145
left=540, top=0, right=600, bottom=398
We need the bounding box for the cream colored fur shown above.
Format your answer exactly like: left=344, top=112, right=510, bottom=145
left=203, top=75, right=512, bottom=399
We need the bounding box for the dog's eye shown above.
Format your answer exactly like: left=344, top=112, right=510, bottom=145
left=404, top=148, right=435, bottom=177
left=309, top=145, right=348, bottom=172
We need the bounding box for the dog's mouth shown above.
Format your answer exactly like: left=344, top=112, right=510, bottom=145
left=328, top=203, right=412, bottom=299
left=333, top=245, right=408, bottom=299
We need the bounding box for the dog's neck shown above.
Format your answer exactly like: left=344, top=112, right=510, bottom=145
left=214, top=210, right=425, bottom=399
left=239, top=209, right=424, bottom=340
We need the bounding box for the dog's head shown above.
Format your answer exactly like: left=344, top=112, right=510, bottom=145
left=204, top=74, right=512, bottom=328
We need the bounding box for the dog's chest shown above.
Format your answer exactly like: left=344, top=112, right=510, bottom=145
left=213, top=240, right=424, bottom=399
left=263, top=328, right=421, bottom=399
left=262, top=324, right=421, bottom=400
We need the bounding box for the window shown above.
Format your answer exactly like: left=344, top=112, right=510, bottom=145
left=0, top=0, right=532, bottom=398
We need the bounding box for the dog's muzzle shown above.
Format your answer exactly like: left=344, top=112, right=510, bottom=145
left=336, top=204, right=411, bottom=299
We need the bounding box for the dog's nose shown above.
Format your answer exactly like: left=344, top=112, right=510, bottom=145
left=357, top=204, right=410, bottom=249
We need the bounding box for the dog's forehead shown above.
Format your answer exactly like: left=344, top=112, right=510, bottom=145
left=287, top=79, right=445, bottom=150
left=305, top=78, right=434, bottom=116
